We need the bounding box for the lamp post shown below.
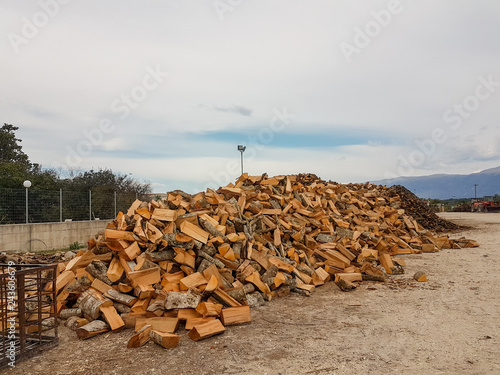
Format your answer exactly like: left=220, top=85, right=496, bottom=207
left=237, top=145, right=246, bottom=175
left=23, top=180, right=31, bottom=224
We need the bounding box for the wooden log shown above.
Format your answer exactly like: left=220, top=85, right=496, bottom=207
left=120, top=242, right=142, bottom=261
left=66, top=251, right=95, bottom=272
left=86, top=260, right=113, bottom=285
left=334, top=273, right=362, bottom=283
left=65, top=275, right=92, bottom=293
left=118, top=282, right=134, bottom=294
left=105, top=229, right=136, bottom=242
left=76, top=320, right=110, bottom=340
left=180, top=221, right=209, bottom=244
left=135, top=317, right=179, bottom=333
left=65, top=316, right=89, bottom=331
left=220, top=306, right=251, bottom=326
left=77, top=289, right=113, bottom=319
left=151, top=208, right=178, bottom=222
left=164, top=289, right=202, bottom=310
left=174, top=250, right=196, bottom=269
left=127, top=324, right=152, bottom=348
left=188, top=319, right=225, bottom=341
left=91, top=278, right=112, bottom=294
left=150, top=330, right=180, bottom=349
left=199, top=217, right=227, bottom=242
left=113, top=302, right=131, bottom=314
left=100, top=305, right=125, bottom=331
left=53, top=270, right=76, bottom=293
left=104, top=289, right=138, bottom=307
left=177, top=308, right=201, bottom=321
left=196, top=302, right=223, bottom=317
left=134, top=284, right=155, bottom=299
left=245, top=272, right=271, bottom=294
left=59, top=308, right=83, bottom=320
left=128, top=267, right=161, bottom=288
left=211, top=288, right=242, bottom=308
left=180, top=272, right=208, bottom=291
left=185, top=317, right=216, bottom=330
left=202, top=275, right=219, bottom=299
left=107, top=256, right=124, bottom=282
left=378, top=253, right=395, bottom=274
left=335, top=278, right=357, bottom=292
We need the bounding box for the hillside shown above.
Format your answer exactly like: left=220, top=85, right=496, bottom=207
left=371, top=166, right=500, bottom=199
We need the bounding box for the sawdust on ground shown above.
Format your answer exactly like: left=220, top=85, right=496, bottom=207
left=7, top=212, right=500, bottom=375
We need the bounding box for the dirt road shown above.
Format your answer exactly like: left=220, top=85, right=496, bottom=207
left=7, top=213, right=500, bottom=375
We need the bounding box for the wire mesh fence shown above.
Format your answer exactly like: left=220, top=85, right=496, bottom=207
left=0, top=189, right=145, bottom=224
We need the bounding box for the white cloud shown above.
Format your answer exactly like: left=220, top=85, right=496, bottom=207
left=1, top=0, right=499, bottom=192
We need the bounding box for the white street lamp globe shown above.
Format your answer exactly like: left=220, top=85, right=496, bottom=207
left=23, top=180, right=32, bottom=188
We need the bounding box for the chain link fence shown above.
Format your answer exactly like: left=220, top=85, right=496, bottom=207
left=0, top=188, right=149, bottom=224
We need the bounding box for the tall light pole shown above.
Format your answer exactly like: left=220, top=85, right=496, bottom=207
left=237, top=145, right=246, bottom=175
left=23, top=180, right=31, bottom=224
left=474, top=184, right=478, bottom=199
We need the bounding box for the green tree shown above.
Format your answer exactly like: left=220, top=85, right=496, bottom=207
left=1, top=124, right=152, bottom=223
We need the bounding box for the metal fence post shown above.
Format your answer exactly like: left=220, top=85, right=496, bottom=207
left=114, top=191, right=117, bottom=219
left=60, top=188, right=62, bottom=222
left=89, top=190, right=92, bottom=221
left=25, top=187, right=29, bottom=224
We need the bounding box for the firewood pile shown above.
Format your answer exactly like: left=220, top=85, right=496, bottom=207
left=0, top=251, right=68, bottom=265
left=386, top=185, right=462, bottom=231
left=50, top=174, right=478, bottom=348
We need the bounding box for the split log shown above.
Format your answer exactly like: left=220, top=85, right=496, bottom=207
left=91, top=278, right=112, bottom=294
left=107, top=256, right=124, bottom=282
left=77, top=289, right=113, bottom=319
left=65, top=316, right=89, bottom=331
left=220, top=306, right=251, bottom=326
left=185, top=317, right=216, bottom=330
left=188, top=319, right=225, bottom=341
left=196, top=302, right=223, bottom=317
left=335, top=278, right=357, bottom=292
left=150, top=330, right=180, bottom=349
left=100, top=305, right=125, bottom=331
left=211, top=288, right=242, bottom=307
left=135, top=317, right=179, bottom=333
left=127, top=324, right=152, bottom=348
left=104, top=289, right=138, bottom=307
left=86, top=260, right=113, bottom=285
left=113, top=302, right=131, bottom=314
left=76, top=320, right=109, bottom=340
left=164, top=289, right=201, bottom=310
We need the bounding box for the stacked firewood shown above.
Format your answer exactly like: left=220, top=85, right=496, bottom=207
left=51, top=174, right=478, bottom=348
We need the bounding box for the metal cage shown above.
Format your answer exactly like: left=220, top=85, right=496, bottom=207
left=0, top=263, right=58, bottom=368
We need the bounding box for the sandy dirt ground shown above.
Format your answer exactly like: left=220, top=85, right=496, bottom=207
left=6, top=212, right=500, bottom=375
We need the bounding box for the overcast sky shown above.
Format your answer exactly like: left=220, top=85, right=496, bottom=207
left=2, top=0, right=500, bottom=193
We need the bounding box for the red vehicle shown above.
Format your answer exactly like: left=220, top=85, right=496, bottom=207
left=471, top=201, right=500, bottom=212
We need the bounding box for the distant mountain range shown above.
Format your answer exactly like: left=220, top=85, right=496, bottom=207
left=371, top=166, right=500, bottom=199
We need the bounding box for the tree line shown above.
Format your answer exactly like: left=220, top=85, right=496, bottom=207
left=0, top=123, right=152, bottom=224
